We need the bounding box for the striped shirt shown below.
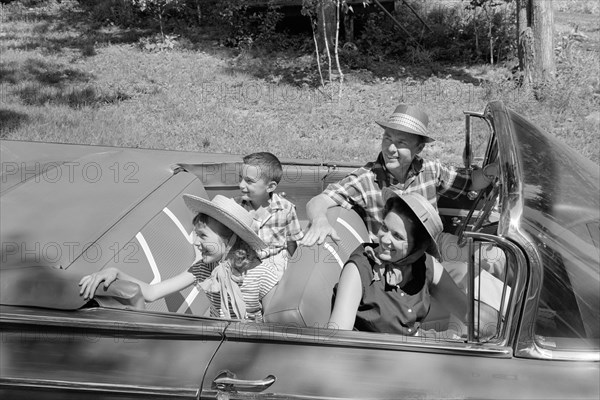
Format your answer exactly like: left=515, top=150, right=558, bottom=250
left=189, top=260, right=279, bottom=322
left=323, top=153, right=470, bottom=241
left=236, top=192, right=304, bottom=258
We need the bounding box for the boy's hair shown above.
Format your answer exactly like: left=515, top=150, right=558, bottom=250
left=243, top=152, right=283, bottom=184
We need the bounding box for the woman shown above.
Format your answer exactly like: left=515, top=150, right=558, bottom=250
left=329, top=189, right=467, bottom=335
left=79, top=194, right=280, bottom=322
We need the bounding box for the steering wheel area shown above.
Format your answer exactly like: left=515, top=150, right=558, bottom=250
left=456, top=177, right=500, bottom=246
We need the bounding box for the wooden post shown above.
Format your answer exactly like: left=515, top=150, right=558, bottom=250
left=517, top=0, right=556, bottom=86
left=532, top=0, right=556, bottom=83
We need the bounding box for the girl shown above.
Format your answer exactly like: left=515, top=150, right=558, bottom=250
left=79, top=194, right=279, bottom=322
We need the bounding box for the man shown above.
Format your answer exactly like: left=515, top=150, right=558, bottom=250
left=300, top=104, right=498, bottom=264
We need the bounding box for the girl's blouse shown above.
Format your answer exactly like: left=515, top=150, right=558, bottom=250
left=189, top=260, right=279, bottom=322
left=347, top=244, right=434, bottom=335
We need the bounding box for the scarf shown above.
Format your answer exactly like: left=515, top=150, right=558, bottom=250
left=198, top=234, right=247, bottom=319
left=366, top=242, right=428, bottom=288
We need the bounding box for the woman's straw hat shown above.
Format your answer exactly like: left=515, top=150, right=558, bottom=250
left=376, top=104, right=435, bottom=143
left=183, top=194, right=267, bottom=252
left=382, top=189, right=442, bottom=259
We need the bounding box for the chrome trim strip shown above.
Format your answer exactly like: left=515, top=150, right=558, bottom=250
left=201, top=390, right=329, bottom=400
left=0, top=310, right=225, bottom=337
left=517, top=346, right=600, bottom=362
left=467, top=237, right=475, bottom=342
left=0, top=378, right=198, bottom=399
left=464, top=231, right=529, bottom=347
left=223, top=323, right=512, bottom=358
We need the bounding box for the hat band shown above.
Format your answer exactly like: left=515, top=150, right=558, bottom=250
left=387, top=113, right=428, bottom=135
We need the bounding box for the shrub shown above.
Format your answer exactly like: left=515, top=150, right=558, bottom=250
left=78, top=0, right=140, bottom=27
left=215, top=0, right=283, bottom=50
left=353, top=0, right=517, bottom=65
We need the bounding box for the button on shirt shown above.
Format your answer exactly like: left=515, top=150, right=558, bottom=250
left=323, top=153, right=470, bottom=242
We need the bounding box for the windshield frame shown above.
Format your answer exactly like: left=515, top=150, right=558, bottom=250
left=489, top=101, right=600, bottom=360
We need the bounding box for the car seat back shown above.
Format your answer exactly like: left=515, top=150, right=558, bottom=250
left=262, top=207, right=370, bottom=327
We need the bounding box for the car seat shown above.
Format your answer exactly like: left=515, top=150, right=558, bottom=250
left=262, top=207, right=370, bottom=327
left=262, top=206, right=454, bottom=331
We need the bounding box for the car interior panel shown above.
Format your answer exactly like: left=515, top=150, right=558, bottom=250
left=138, top=152, right=510, bottom=340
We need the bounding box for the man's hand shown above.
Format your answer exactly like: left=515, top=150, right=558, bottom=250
left=299, top=217, right=340, bottom=247
left=470, top=161, right=499, bottom=191
left=482, top=162, right=499, bottom=182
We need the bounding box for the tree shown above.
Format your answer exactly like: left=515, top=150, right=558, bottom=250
left=516, top=0, right=556, bottom=85
left=302, top=0, right=345, bottom=99
left=132, top=0, right=183, bottom=39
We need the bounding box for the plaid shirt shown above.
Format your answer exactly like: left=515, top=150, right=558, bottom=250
left=323, top=153, right=470, bottom=241
left=236, top=193, right=304, bottom=258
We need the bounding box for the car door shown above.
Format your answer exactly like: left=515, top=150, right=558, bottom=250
left=0, top=306, right=228, bottom=400
left=198, top=234, right=598, bottom=400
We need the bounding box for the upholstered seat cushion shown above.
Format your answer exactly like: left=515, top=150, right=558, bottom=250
left=262, top=207, right=370, bottom=327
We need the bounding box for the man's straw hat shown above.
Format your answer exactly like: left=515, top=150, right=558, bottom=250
left=376, top=104, right=435, bottom=143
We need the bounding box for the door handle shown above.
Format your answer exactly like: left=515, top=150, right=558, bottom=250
left=212, top=370, right=276, bottom=393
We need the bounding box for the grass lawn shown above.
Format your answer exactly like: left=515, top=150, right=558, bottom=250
left=1, top=0, right=598, bottom=166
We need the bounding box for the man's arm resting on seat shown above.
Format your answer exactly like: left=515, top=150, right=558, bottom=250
left=300, top=194, right=341, bottom=246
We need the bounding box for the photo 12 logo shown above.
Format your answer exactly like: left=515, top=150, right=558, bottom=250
left=1, top=240, right=141, bottom=267
left=1, top=161, right=140, bottom=185
left=200, top=82, right=333, bottom=105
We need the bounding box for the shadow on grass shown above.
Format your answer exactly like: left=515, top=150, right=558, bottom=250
left=1, top=58, right=131, bottom=108
left=16, top=84, right=132, bottom=108
left=6, top=26, right=149, bottom=58
left=1, top=58, right=93, bottom=85
left=3, top=0, right=148, bottom=57
left=220, top=47, right=486, bottom=89
left=3, top=0, right=489, bottom=90
left=0, top=110, right=29, bottom=137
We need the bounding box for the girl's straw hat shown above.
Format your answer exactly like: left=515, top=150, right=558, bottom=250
left=183, top=194, right=267, bottom=252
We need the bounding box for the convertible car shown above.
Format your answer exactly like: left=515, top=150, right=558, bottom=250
left=1, top=101, right=598, bottom=399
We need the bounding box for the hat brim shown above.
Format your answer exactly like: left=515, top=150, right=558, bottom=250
left=382, top=189, right=442, bottom=259
left=183, top=194, right=267, bottom=252
left=376, top=121, right=435, bottom=143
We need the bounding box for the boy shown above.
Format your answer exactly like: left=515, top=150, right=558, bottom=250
left=235, top=152, right=304, bottom=278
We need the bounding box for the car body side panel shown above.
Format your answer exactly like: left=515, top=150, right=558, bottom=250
left=0, top=306, right=228, bottom=400
left=203, top=328, right=599, bottom=399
